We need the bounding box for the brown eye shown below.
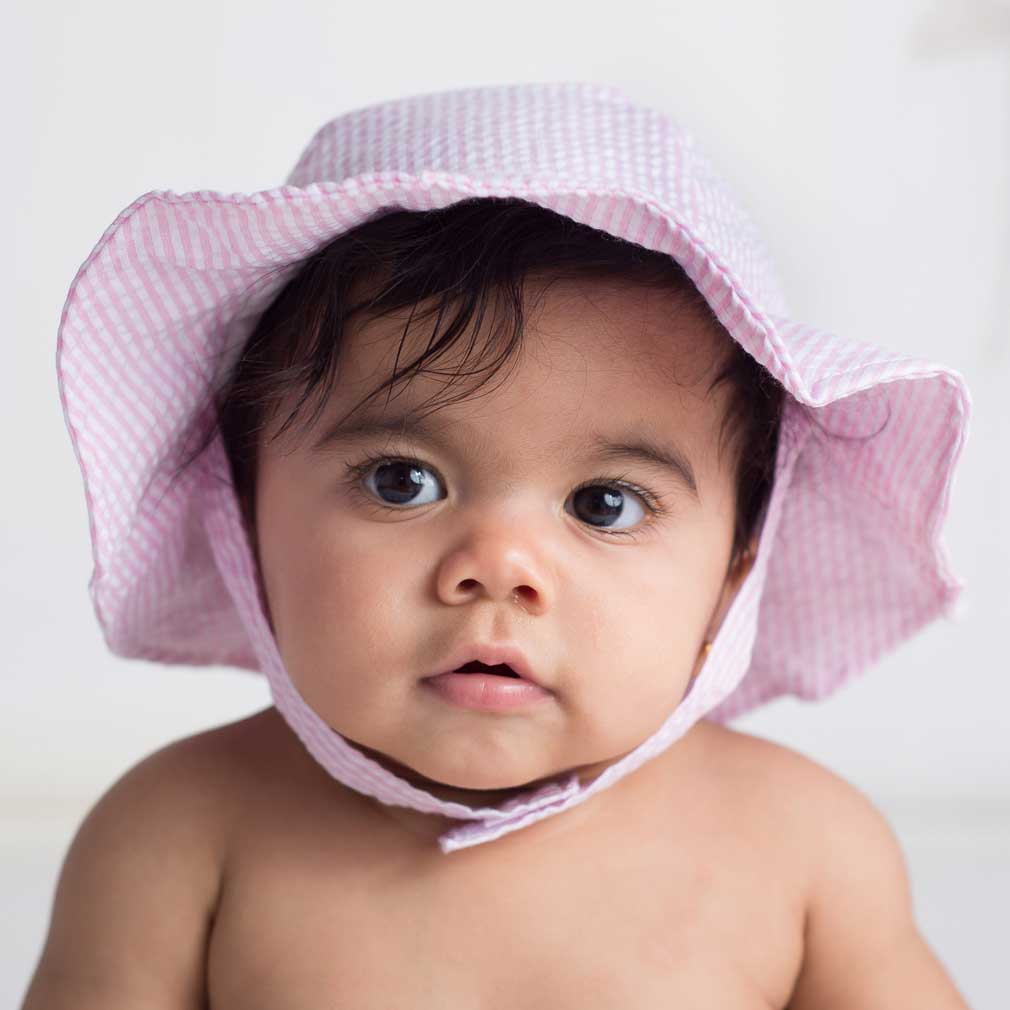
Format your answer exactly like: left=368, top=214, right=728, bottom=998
left=364, top=460, right=443, bottom=506
left=568, top=484, right=647, bottom=530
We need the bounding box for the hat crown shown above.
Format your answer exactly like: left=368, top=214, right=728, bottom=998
left=285, top=82, right=789, bottom=317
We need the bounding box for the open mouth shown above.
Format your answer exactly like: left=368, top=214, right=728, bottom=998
left=454, top=660, right=521, bottom=679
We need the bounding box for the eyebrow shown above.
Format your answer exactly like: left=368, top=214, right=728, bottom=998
left=311, top=411, right=700, bottom=501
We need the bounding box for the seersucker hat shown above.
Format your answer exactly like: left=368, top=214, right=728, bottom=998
left=56, top=81, right=970, bottom=852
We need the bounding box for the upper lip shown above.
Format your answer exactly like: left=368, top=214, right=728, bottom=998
left=426, top=642, right=547, bottom=689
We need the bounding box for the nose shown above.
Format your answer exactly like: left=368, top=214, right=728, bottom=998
left=435, top=526, right=553, bottom=615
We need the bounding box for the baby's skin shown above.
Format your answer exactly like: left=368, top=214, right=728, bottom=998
left=22, top=707, right=968, bottom=1009
left=24, top=278, right=969, bottom=1008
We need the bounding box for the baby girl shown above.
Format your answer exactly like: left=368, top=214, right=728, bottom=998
left=23, top=82, right=971, bottom=1008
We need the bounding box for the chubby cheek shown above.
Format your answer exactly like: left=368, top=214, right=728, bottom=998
left=573, top=588, right=698, bottom=749
left=257, top=501, right=423, bottom=731
left=568, top=533, right=724, bottom=749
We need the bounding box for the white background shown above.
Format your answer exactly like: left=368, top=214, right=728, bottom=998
left=3, top=0, right=1008, bottom=1006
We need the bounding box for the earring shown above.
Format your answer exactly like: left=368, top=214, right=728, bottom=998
left=690, top=640, right=714, bottom=681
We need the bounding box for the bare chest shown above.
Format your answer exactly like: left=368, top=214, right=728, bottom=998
left=206, top=804, right=803, bottom=1010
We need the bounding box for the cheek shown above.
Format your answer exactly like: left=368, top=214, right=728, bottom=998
left=258, top=507, right=422, bottom=677
left=573, top=534, right=724, bottom=715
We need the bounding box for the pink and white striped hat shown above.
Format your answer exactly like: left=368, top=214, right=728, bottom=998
left=56, top=82, right=970, bottom=853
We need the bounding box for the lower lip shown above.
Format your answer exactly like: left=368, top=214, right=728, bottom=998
left=422, top=672, right=552, bottom=712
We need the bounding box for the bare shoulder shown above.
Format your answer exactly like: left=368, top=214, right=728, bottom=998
left=690, top=718, right=899, bottom=822
left=689, top=722, right=968, bottom=1009
left=21, top=707, right=284, bottom=1010
left=81, top=705, right=303, bottom=834
left=691, top=719, right=924, bottom=908
left=687, top=718, right=864, bottom=831
left=683, top=720, right=862, bottom=887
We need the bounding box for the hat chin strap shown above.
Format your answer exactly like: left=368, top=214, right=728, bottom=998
left=200, top=415, right=805, bottom=853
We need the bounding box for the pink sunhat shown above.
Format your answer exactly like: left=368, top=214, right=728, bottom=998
left=56, top=81, right=970, bottom=853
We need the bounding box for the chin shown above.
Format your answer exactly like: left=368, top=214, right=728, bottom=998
left=397, top=756, right=533, bottom=793
left=337, top=731, right=501, bottom=787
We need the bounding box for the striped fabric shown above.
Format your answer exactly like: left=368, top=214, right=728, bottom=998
left=56, top=82, right=970, bottom=853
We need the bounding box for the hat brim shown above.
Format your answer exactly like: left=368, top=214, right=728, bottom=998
left=56, top=177, right=970, bottom=719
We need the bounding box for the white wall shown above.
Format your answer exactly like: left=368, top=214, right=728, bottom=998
left=4, top=0, right=1008, bottom=1007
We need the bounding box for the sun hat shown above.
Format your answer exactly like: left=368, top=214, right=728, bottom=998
left=56, top=81, right=970, bottom=853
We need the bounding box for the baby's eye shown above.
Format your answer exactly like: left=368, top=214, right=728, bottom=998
left=362, top=459, right=443, bottom=506
left=566, top=483, right=647, bottom=531
left=348, top=455, right=659, bottom=535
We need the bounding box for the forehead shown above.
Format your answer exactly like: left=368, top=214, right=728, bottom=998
left=341, top=275, right=729, bottom=403
left=274, top=275, right=737, bottom=484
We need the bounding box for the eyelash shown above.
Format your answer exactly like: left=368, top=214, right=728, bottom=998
left=342, top=450, right=671, bottom=540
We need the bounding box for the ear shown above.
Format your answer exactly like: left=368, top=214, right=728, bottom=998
left=715, top=534, right=758, bottom=623
left=688, top=535, right=759, bottom=681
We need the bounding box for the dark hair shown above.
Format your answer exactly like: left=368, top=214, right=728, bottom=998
left=180, top=196, right=787, bottom=574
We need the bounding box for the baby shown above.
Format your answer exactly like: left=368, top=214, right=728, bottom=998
left=24, top=83, right=971, bottom=1009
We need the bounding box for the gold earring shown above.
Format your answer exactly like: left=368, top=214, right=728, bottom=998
left=690, top=640, right=714, bottom=681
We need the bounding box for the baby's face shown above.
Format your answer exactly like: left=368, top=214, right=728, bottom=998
left=253, top=277, right=746, bottom=811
